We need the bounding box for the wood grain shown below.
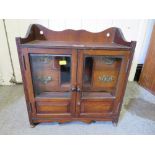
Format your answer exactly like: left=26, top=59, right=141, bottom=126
left=139, top=24, right=155, bottom=95
left=16, top=24, right=136, bottom=126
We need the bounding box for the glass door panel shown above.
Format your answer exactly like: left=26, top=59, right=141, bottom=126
left=29, top=54, right=71, bottom=97
left=83, top=55, right=122, bottom=96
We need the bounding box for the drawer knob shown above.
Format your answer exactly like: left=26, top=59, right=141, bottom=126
left=37, top=76, right=52, bottom=84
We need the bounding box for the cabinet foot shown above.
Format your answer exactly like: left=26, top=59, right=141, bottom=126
left=112, top=122, right=117, bottom=127
left=112, top=117, right=119, bottom=127
left=30, top=124, right=35, bottom=128
left=30, top=123, right=38, bottom=128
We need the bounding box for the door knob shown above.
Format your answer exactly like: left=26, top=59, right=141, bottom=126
left=77, top=101, right=80, bottom=106
left=71, top=86, right=76, bottom=91
left=77, top=87, right=81, bottom=92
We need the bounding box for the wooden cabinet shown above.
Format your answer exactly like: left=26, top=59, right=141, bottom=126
left=16, top=24, right=136, bottom=127
left=139, top=24, right=155, bottom=95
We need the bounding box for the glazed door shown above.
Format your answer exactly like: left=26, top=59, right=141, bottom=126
left=23, top=48, right=77, bottom=118
left=76, top=50, right=130, bottom=117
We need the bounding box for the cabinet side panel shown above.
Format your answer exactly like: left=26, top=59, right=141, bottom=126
left=16, top=39, right=34, bottom=125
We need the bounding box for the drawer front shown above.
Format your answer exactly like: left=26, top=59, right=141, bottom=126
left=92, top=70, right=119, bottom=90
left=93, top=56, right=121, bottom=70
left=36, top=101, right=70, bottom=114
left=34, top=69, right=60, bottom=92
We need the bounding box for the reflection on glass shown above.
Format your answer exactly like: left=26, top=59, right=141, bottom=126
left=30, top=54, right=71, bottom=96
left=83, top=56, right=122, bottom=94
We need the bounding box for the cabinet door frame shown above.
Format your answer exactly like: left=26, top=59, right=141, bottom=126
left=22, top=48, right=77, bottom=118
left=76, top=49, right=130, bottom=117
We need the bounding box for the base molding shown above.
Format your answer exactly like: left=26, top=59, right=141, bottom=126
left=30, top=116, right=118, bottom=127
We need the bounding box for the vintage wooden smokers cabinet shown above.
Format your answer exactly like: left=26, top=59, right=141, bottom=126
left=16, top=24, right=136, bottom=127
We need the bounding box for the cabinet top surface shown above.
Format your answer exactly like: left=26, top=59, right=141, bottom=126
left=16, top=24, right=136, bottom=51
left=21, top=40, right=131, bottom=50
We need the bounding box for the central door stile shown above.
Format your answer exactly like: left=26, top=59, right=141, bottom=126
left=70, top=49, right=78, bottom=117
left=75, top=50, right=84, bottom=116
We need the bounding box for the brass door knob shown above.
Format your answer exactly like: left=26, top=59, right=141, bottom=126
left=77, top=101, right=80, bottom=106
left=71, top=87, right=76, bottom=91
left=77, top=87, right=81, bottom=92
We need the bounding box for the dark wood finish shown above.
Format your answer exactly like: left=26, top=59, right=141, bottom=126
left=139, top=24, right=155, bottom=95
left=21, top=40, right=131, bottom=50
left=16, top=24, right=136, bottom=126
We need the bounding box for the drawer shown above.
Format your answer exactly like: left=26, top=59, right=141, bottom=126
left=81, top=100, right=113, bottom=113
left=93, top=57, right=121, bottom=70
left=92, top=70, right=119, bottom=89
left=31, top=55, right=60, bottom=70
left=34, top=69, right=60, bottom=91
left=36, top=101, right=70, bottom=114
